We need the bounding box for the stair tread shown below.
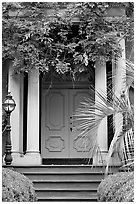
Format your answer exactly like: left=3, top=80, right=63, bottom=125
left=33, top=179, right=101, bottom=182
left=37, top=196, right=98, bottom=199
left=35, top=188, right=97, bottom=191
left=12, top=164, right=120, bottom=167
left=38, top=195, right=97, bottom=200
left=22, top=172, right=105, bottom=174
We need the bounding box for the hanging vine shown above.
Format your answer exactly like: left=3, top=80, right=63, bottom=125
left=2, top=2, right=134, bottom=78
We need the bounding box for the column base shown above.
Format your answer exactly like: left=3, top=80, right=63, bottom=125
left=3, top=152, right=42, bottom=166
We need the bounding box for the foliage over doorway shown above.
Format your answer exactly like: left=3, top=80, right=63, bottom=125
left=2, top=2, right=134, bottom=80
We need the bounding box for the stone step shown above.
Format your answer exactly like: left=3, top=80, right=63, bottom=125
left=37, top=196, right=98, bottom=202
left=33, top=180, right=101, bottom=189
left=35, top=189, right=97, bottom=198
left=11, top=165, right=120, bottom=202
left=22, top=172, right=105, bottom=180
left=13, top=165, right=120, bottom=173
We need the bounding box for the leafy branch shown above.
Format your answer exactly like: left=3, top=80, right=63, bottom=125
left=2, top=2, right=134, bottom=76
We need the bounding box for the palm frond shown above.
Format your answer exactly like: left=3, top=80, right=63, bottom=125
left=74, top=77, right=134, bottom=170
left=75, top=87, right=133, bottom=134
left=106, top=127, right=134, bottom=174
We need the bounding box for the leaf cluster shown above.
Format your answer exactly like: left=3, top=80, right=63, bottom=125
left=2, top=2, right=134, bottom=75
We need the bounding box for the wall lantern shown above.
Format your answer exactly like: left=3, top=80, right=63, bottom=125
left=3, top=92, right=16, bottom=114
left=72, top=16, right=80, bottom=25
left=2, top=92, right=16, bottom=165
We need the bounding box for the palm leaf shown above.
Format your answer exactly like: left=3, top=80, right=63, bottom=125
left=74, top=69, right=134, bottom=170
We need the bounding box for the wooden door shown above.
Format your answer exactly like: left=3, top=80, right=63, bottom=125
left=41, top=89, right=69, bottom=158
left=41, top=88, right=94, bottom=159
left=69, top=90, right=94, bottom=158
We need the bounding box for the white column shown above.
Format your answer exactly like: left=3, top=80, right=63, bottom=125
left=94, top=61, right=108, bottom=165
left=5, top=62, right=24, bottom=164
left=25, top=69, right=41, bottom=165
left=111, top=38, right=126, bottom=165
left=19, top=75, right=24, bottom=156
left=113, top=38, right=126, bottom=139
left=114, top=38, right=126, bottom=97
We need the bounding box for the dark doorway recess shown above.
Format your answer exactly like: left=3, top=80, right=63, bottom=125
left=42, top=158, right=93, bottom=165
left=23, top=72, right=28, bottom=153
left=106, top=61, right=114, bottom=149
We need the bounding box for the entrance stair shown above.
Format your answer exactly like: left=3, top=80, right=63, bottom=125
left=13, top=165, right=119, bottom=202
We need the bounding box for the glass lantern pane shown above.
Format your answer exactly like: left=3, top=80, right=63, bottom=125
left=3, top=104, right=9, bottom=112
left=3, top=98, right=15, bottom=112
left=8, top=104, right=15, bottom=112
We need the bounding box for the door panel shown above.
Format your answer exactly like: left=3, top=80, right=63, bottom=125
left=69, top=90, right=94, bottom=158
left=41, top=89, right=69, bottom=158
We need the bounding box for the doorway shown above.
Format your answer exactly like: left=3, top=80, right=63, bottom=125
left=41, top=83, right=94, bottom=163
